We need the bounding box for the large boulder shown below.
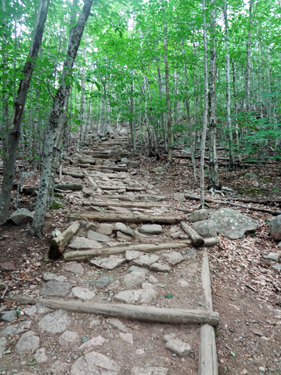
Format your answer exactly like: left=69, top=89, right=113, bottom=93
left=187, top=209, right=208, bottom=223
left=192, top=220, right=217, bottom=238
left=10, top=208, right=34, bottom=225
left=269, top=215, right=281, bottom=241
left=209, top=208, right=258, bottom=239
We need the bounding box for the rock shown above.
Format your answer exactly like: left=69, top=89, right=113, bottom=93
left=132, top=367, right=169, bottom=375
left=187, top=209, right=208, bottom=223
left=92, top=276, right=114, bottom=287
left=59, top=330, right=79, bottom=347
left=0, top=337, right=6, bottom=358
left=119, top=332, right=133, bottom=344
left=209, top=208, right=258, bottom=239
left=52, top=229, right=62, bottom=238
left=124, top=272, right=146, bottom=288
left=164, top=338, right=191, bottom=357
left=71, top=351, right=120, bottom=375
left=0, top=262, right=16, bottom=272
left=125, top=250, right=144, bottom=260
left=151, top=166, right=164, bottom=174
left=127, top=160, right=139, bottom=169
left=34, top=347, right=48, bottom=363
left=171, top=231, right=181, bottom=239
left=140, top=283, right=158, bottom=303
left=133, top=254, right=160, bottom=267
left=87, top=230, right=110, bottom=242
left=127, top=265, right=148, bottom=274
left=269, top=215, right=281, bottom=241
left=114, top=222, right=135, bottom=237
left=150, top=263, right=171, bottom=272
left=185, top=248, right=197, bottom=259
left=263, top=252, right=281, bottom=262
left=40, top=281, right=71, bottom=297
left=163, top=333, right=176, bottom=342
left=148, top=275, right=158, bottom=283
left=121, top=157, right=129, bottom=163
left=79, top=335, right=105, bottom=349
left=0, top=310, right=17, bottom=322
left=69, top=236, right=102, bottom=249
left=98, top=223, right=114, bottom=235
left=244, top=172, right=258, bottom=179
left=0, top=320, right=32, bottom=337
left=86, top=222, right=98, bottom=231
left=25, top=305, right=37, bottom=316
left=139, top=224, right=162, bottom=234
left=177, top=280, right=189, bottom=288
left=173, top=192, right=186, bottom=202
left=15, top=331, right=40, bottom=353
left=71, top=287, right=96, bottom=300
left=90, top=256, right=126, bottom=270
left=192, top=219, right=217, bottom=238
left=108, top=318, right=127, bottom=332
left=114, top=290, right=143, bottom=304
left=43, top=272, right=67, bottom=282
left=109, top=206, right=131, bottom=213
left=36, top=303, right=52, bottom=314
left=119, top=128, right=128, bottom=136
left=161, top=251, right=184, bottom=265
left=116, top=231, right=132, bottom=241
left=39, top=310, right=70, bottom=333
left=10, top=208, right=34, bottom=225
left=51, top=360, right=69, bottom=374
left=63, top=262, right=84, bottom=274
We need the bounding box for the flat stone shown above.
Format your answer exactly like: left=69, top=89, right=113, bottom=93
left=127, top=265, right=148, bottom=274
left=0, top=337, right=6, bottom=358
left=79, top=335, right=105, bottom=349
left=36, top=303, right=52, bottom=314
left=119, top=332, right=133, bottom=344
left=114, top=290, right=143, bottom=303
left=87, top=230, right=110, bottom=242
left=15, top=331, right=40, bottom=353
left=125, top=250, right=144, bottom=260
left=148, top=275, right=158, bottom=283
left=108, top=318, right=127, bottom=332
left=164, top=338, right=191, bottom=357
left=187, top=209, right=208, bottom=223
left=114, top=222, right=134, bottom=237
left=123, top=272, right=146, bottom=288
left=269, top=215, right=281, bottom=241
left=163, top=333, right=176, bottom=342
left=263, top=253, right=281, bottom=262
left=117, top=231, right=132, bottom=241
left=71, top=351, right=120, bottom=375
left=0, top=310, right=17, bottom=322
left=92, top=276, right=113, bottom=287
left=25, top=305, right=37, bottom=316
left=185, top=248, right=197, bottom=259
left=150, top=263, right=171, bottom=272
left=40, top=281, right=71, bottom=297
left=69, top=237, right=102, bottom=249
left=133, top=254, right=160, bottom=267
left=71, top=287, right=96, bottom=300
left=161, top=251, right=184, bottom=265
left=63, top=262, right=84, bottom=274
left=59, top=330, right=79, bottom=346
left=192, top=220, right=218, bottom=238
left=132, top=368, right=169, bottom=375
left=0, top=320, right=32, bottom=337
left=98, top=223, right=114, bottom=235
left=34, top=347, right=48, bottom=363
left=51, top=360, right=69, bottom=374
left=139, top=224, right=163, bottom=234
left=140, top=283, right=159, bottom=303
left=0, top=262, right=16, bottom=272
left=173, top=193, right=186, bottom=202
left=90, top=256, right=126, bottom=270
left=177, top=280, right=189, bottom=288
left=43, top=272, right=67, bottom=282
left=10, top=208, right=34, bottom=225
left=209, top=208, right=258, bottom=240
left=39, top=310, right=70, bottom=333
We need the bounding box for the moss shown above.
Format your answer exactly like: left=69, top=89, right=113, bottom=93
left=214, top=328, right=221, bottom=338
left=49, top=203, right=64, bottom=210
left=54, top=192, right=64, bottom=199
left=237, top=187, right=267, bottom=195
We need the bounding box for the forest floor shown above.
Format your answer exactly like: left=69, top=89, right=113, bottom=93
left=0, top=137, right=281, bottom=375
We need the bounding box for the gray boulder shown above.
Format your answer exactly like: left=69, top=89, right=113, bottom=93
left=192, top=220, right=217, bottom=238
left=209, top=208, right=258, bottom=239
left=151, top=166, right=164, bottom=174
left=173, top=193, right=185, bottom=203
left=187, top=209, right=208, bottom=223
left=269, top=215, right=281, bottom=241
left=139, top=224, right=162, bottom=234
left=10, top=208, right=34, bottom=225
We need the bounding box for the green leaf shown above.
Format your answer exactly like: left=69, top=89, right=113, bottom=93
left=165, top=294, right=173, bottom=299
left=230, top=351, right=236, bottom=357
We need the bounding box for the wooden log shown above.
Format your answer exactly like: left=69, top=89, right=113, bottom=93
left=64, top=242, right=190, bottom=261
left=201, top=251, right=213, bottom=311
left=49, top=221, right=80, bottom=259
left=23, top=184, right=83, bottom=195
left=184, top=193, right=281, bottom=216
left=69, top=212, right=184, bottom=224
left=5, top=295, right=220, bottom=326
left=61, top=170, right=84, bottom=178
left=91, top=166, right=128, bottom=172
left=181, top=222, right=204, bottom=248
left=78, top=157, right=96, bottom=164
left=81, top=200, right=169, bottom=208
left=199, top=325, right=218, bottom=375
left=126, top=186, right=146, bottom=191
left=98, top=185, right=126, bottom=190
left=203, top=237, right=220, bottom=247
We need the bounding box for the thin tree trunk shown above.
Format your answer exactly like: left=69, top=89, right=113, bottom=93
left=1, top=0, right=9, bottom=153
left=0, top=0, right=50, bottom=225
left=157, top=65, right=167, bottom=151
left=130, top=74, right=136, bottom=152
left=31, top=0, right=94, bottom=237
left=245, top=0, right=253, bottom=111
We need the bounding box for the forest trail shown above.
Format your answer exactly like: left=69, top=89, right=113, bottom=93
left=0, top=136, right=219, bottom=375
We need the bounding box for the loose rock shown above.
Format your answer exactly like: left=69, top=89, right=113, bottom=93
left=187, top=209, right=208, bottom=223
left=43, top=272, right=67, bottom=282
left=269, top=215, right=281, bottom=241
left=119, top=332, right=133, bottom=344
left=0, top=310, right=17, bottom=322
left=79, top=335, right=105, bottom=349
left=92, top=276, right=113, bottom=287
left=69, top=237, right=102, bottom=249
left=150, top=263, right=171, bottom=272
left=70, top=351, right=120, bottom=375
left=133, top=254, right=160, bottom=267
left=161, top=251, right=184, bottom=265
left=63, top=262, right=84, bottom=274
left=125, top=250, right=144, bottom=260
left=39, top=310, right=70, bottom=333
left=98, top=223, right=114, bottom=235
left=59, top=330, right=79, bottom=347
left=173, top=192, right=186, bottom=202
left=87, top=230, right=110, bottom=242
left=164, top=338, right=191, bottom=357
left=15, top=331, right=40, bottom=353
left=108, top=318, right=127, bottom=332
left=90, top=256, right=126, bottom=270
left=114, top=222, right=135, bottom=237
left=40, top=281, right=71, bottom=297
left=71, top=287, right=96, bottom=300
left=124, top=272, right=146, bottom=288
left=139, top=224, right=163, bottom=234
left=192, top=219, right=217, bottom=238
left=10, top=208, right=34, bottom=225
left=34, top=347, right=48, bottom=363
left=0, top=320, right=32, bottom=337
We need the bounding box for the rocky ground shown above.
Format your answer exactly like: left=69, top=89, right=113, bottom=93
left=0, top=136, right=281, bottom=375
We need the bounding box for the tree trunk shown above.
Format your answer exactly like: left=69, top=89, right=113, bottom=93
left=0, top=0, right=50, bottom=225
left=245, top=0, right=253, bottom=112
left=31, top=0, right=94, bottom=237
left=1, top=0, right=9, bottom=154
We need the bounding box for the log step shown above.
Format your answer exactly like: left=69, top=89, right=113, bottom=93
left=69, top=212, right=184, bottom=223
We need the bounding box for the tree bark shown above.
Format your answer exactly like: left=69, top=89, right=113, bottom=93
left=0, top=0, right=50, bottom=225
left=181, top=222, right=204, bottom=248
left=69, top=212, right=184, bottom=223
left=49, top=221, right=80, bottom=259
